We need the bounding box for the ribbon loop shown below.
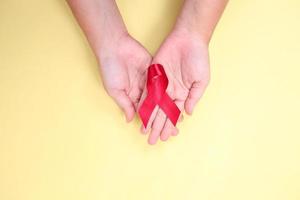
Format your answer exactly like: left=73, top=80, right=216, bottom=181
left=139, top=64, right=180, bottom=128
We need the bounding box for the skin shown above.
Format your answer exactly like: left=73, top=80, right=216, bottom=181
left=141, top=0, right=228, bottom=144
left=67, top=0, right=228, bottom=144
left=67, top=0, right=152, bottom=121
left=140, top=29, right=210, bottom=144
left=99, top=34, right=151, bottom=122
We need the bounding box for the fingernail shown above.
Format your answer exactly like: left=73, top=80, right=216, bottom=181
left=148, top=137, right=158, bottom=145
left=160, top=134, right=169, bottom=141
left=148, top=140, right=156, bottom=145
left=187, top=110, right=193, bottom=115
left=172, top=128, right=179, bottom=136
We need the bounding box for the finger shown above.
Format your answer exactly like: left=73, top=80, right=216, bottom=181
left=138, top=73, right=160, bottom=134
left=141, top=106, right=181, bottom=135
left=160, top=119, right=178, bottom=141
left=110, top=90, right=135, bottom=122
left=140, top=106, right=158, bottom=134
left=170, top=113, right=184, bottom=136
left=161, top=100, right=184, bottom=138
left=130, top=87, right=143, bottom=111
left=138, top=81, right=159, bottom=134
left=184, top=81, right=208, bottom=115
left=138, top=82, right=148, bottom=134
left=144, top=108, right=182, bottom=137
left=137, top=83, right=147, bottom=112
left=148, top=109, right=167, bottom=145
left=133, top=69, right=148, bottom=110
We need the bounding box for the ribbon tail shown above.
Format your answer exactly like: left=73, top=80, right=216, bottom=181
left=159, top=94, right=181, bottom=126
left=138, top=95, right=156, bottom=128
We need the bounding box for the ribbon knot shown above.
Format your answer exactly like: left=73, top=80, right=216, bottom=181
left=139, top=64, right=180, bottom=128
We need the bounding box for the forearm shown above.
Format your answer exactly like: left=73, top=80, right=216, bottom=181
left=174, top=0, right=228, bottom=44
left=67, top=0, right=127, bottom=57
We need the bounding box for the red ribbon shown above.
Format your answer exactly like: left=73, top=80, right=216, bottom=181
left=138, top=64, right=180, bottom=128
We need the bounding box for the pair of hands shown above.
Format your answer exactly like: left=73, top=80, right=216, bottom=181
left=99, top=28, right=210, bottom=145
left=67, top=0, right=227, bottom=144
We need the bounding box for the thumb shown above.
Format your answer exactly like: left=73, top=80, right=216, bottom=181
left=184, top=81, right=208, bottom=115
left=110, top=90, right=135, bottom=122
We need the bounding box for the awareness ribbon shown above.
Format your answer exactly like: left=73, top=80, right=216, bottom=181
left=138, top=64, right=180, bottom=128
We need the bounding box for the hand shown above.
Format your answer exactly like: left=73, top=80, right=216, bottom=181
left=141, top=29, right=210, bottom=144
left=98, top=32, right=152, bottom=122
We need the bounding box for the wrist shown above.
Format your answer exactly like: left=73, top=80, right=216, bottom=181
left=172, top=25, right=210, bottom=46
left=95, top=28, right=129, bottom=60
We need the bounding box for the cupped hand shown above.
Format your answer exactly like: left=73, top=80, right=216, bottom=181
left=98, top=33, right=152, bottom=122
left=141, top=29, right=210, bottom=145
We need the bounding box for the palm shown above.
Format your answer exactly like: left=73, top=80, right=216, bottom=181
left=99, top=34, right=152, bottom=121
left=144, top=31, right=210, bottom=144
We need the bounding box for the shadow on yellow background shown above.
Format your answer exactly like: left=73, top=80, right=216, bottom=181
left=0, top=0, right=299, bottom=199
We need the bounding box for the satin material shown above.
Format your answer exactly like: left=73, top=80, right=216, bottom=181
left=139, top=64, right=180, bottom=128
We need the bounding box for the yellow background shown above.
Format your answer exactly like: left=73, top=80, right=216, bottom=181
left=1, top=0, right=300, bottom=199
